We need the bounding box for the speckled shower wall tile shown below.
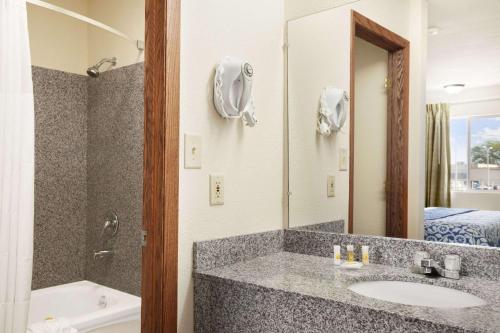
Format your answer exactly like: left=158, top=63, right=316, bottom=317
left=193, top=230, right=285, bottom=271
left=284, top=229, right=500, bottom=281
left=292, top=220, right=345, bottom=233
left=32, top=66, right=88, bottom=290
left=32, top=64, right=144, bottom=295
left=84, top=63, right=144, bottom=296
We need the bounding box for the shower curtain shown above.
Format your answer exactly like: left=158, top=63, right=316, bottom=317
left=0, top=0, right=35, bottom=332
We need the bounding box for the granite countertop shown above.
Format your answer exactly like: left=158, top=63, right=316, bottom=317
left=195, top=252, right=500, bottom=333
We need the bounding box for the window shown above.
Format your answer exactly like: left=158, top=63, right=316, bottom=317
left=450, top=115, right=500, bottom=191
left=450, top=118, right=468, bottom=191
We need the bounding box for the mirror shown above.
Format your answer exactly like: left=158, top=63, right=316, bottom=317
left=286, top=0, right=500, bottom=248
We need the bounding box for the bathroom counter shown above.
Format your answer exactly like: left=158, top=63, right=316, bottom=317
left=195, top=251, right=500, bottom=333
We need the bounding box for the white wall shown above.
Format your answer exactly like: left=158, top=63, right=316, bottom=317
left=179, top=1, right=285, bottom=332
left=287, top=9, right=351, bottom=229
left=285, top=0, right=360, bottom=20
left=87, top=0, right=144, bottom=69
left=27, top=0, right=144, bottom=75
left=287, top=0, right=427, bottom=239
left=427, top=84, right=500, bottom=113
left=27, top=0, right=89, bottom=74
left=428, top=84, right=500, bottom=212
left=451, top=191, right=500, bottom=210
left=353, top=38, right=388, bottom=236
left=408, top=0, right=427, bottom=240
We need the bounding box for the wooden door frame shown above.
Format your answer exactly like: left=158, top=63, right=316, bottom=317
left=142, top=0, right=180, bottom=332
left=348, top=11, right=409, bottom=238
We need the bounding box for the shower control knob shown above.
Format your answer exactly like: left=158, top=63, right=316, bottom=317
left=243, top=63, right=254, bottom=77
left=100, top=212, right=119, bottom=240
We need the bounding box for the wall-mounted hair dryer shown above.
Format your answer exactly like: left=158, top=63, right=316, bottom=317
left=213, top=57, right=257, bottom=127
left=317, top=87, right=349, bottom=135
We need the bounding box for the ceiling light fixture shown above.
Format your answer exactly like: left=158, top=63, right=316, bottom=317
left=444, top=84, right=465, bottom=94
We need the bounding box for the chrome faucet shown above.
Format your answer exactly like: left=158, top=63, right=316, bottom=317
left=93, top=250, right=114, bottom=260
left=100, top=212, right=119, bottom=240
left=94, top=212, right=119, bottom=261
left=412, top=251, right=461, bottom=280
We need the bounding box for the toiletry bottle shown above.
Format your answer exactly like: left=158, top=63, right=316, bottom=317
left=347, top=245, right=354, bottom=262
left=334, top=245, right=341, bottom=265
left=362, top=246, right=369, bottom=265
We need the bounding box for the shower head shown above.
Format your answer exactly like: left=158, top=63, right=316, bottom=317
left=86, top=57, right=117, bottom=77
left=86, top=67, right=100, bottom=78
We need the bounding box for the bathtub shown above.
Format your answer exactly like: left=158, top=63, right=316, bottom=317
left=28, top=281, right=141, bottom=333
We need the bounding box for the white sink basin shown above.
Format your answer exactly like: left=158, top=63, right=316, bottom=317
left=348, top=281, right=486, bottom=308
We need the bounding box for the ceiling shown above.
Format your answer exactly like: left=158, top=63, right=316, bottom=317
left=427, top=0, right=500, bottom=90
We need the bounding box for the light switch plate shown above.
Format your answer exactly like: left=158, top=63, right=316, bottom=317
left=184, top=134, right=201, bottom=169
left=339, top=148, right=348, bottom=171
left=327, top=175, right=335, bottom=197
left=210, top=174, right=224, bottom=205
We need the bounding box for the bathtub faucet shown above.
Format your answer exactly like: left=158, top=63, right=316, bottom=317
left=93, top=250, right=114, bottom=260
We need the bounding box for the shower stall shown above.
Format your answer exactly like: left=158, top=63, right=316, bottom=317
left=25, top=1, right=145, bottom=332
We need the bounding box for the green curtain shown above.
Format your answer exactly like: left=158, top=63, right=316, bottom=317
left=425, top=103, right=451, bottom=207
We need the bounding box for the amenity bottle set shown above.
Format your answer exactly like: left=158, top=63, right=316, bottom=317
left=333, top=244, right=370, bottom=267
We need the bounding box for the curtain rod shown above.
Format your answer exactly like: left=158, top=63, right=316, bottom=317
left=26, top=0, right=144, bottom=51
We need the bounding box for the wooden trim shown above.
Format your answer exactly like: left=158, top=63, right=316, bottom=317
left=348, top=14, right=356, bottom=234
left=348, top=10, right=409, bottom=238
left=385, top=47, right=410, bottom=238
left=352, top=12, right=409, bottom=51
left=142, top=0, right=180, bottom=332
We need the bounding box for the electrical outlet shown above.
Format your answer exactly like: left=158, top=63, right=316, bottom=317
left=210, top=174, right=224, bottom=205
left=184, top=134, right=201, bottom=169
left=327, top=175, right=335, bottom=197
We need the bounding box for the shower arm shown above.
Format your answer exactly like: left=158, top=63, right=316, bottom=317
left=94, top=57, right=117, bottom=68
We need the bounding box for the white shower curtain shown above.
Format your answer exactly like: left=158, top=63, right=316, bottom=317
left=0, top=0, right=35, bottom=332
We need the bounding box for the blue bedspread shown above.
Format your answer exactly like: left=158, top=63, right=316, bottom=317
left=424, top=208, right=500, bottom=247
left=424, top=207, right=476, bottom=220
